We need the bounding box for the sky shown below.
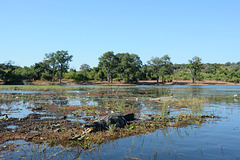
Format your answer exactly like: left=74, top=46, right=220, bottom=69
left=0, top=0, right=240, bottom=70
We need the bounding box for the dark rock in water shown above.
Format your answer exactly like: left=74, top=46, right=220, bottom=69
left=84, top=113, right=152, bottom=133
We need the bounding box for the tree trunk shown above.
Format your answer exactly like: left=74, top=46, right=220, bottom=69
left=60, top=65, right=62, bottom=84
left=192, top=77, right=196, bottom=83
left=127, top=74, right=130, bottom=83
left=107, top=74, right=109, bottom=82
left=162, top=75, right=165, bottom=84
left=107, top=72, right=112, bottom=83
left=192, top=71, right=196, bottom=83
left=52, top=66, right=55, bottom=82
left=156, top=75, right=159, bottom=84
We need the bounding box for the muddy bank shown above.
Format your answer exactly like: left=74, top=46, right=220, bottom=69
left=0, top=113, right=83, bottom=144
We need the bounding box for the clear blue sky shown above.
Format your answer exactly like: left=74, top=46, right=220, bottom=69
left=1, top=0, right=240, bottom=70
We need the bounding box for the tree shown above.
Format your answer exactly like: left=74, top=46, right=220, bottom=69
left=31, top=62, right=51, bottom=80
left=13, top=66, right=37, bottom=81
left=90, top=66, right=106, bottom=81
left=159, top=55, right=173, bottom=84
left=117, top=53, right=142, bottom=83
left=115, top=53, right=125, bottom=80
left=210, top=63, right=220, bottom=74
left=0, top=62, right=5, bottom=81
left=98, top=51, right=118, bottom=83
left=44, top=52, right=58, bottom=82
left=147, top=55, right=173, bottom=84
left=1, top=60, right=20, bottom=71
left=80, top=64, right=91, bottom=78
left=55, top=50, right=73, bottom=84
left=147, top=57, right=162, bottom=83
left=4, top=60, right=16, bottom=70
left=0, top=61, right=22, bottom=84
left=0, top=69, right=5, bottom=81
left=187, top=56, right=203, bottom=83
left=139, top=64, right=148, bottom=80
left=225, top=62, right=232, bottom=66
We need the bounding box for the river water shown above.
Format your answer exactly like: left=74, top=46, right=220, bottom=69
left=0, top=85, right=240, bottom=159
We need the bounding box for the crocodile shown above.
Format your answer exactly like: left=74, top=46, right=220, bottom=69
left=84, top=113, right=153, bottom=133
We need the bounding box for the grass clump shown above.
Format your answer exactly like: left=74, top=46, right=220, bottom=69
left=153, top=97, right=209, bottom=114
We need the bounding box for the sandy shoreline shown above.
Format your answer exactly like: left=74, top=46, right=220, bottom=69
left=28, top=80, right=240, bottom=86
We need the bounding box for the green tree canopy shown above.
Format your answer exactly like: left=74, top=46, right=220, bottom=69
left=44, top=52, right=58, bottom=82
left=187, top=56, right=203, bottom=83
left=159, top=55, right=173, bottom=84
left=55, top=50, right=73, bottom=84
left=117, top=53, right=142, bottom=83
left=80, top=64, right=91, bottom=72
left=98, top=51, right=118, bottom=83
left=147, top=55, right=173, bottom=84
left=210, top=63, right=220, bottom=74
left=31, top=62, right=51, bottom=80
left=147, top=57, right=162, bottom=83
left=80, top=64, right=91, bottom=79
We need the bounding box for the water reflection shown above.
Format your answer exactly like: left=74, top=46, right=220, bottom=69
left=0, top=85, right=240, bottom=159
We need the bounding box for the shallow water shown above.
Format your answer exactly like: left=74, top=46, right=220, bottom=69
left=0, top=85, right=240, bottom=159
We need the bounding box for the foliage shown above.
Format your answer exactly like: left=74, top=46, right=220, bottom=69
left=147, top=55, right=173, bottom=83
left=159, top=55, right=173, bottom=84
left=64, top=70, right=76, bottom=79
left=44, top=52, right=58, bottom=82
left=187, top=56, right=203, bottom=83
left=98, top=51, right=118, bottom=83
left=55, top=50, right=73, bottom=84
left=80, top=64, right=91, bottom=72
left=41, top=70, right=52, bottom=81
left=116, top=53, right=142, bottom=83
left=0, top=61, right=20, bottom=71
left=13, top=67, right=37, bottom=80
left=79, top=64, right=92, bottom=80
left=147, top=57, right=162, bottom=83
left=31, top=62, right=51, bottom=80
left=1, top=51, right=240, bottom=84
left=0, top=69, right=5, bottom=80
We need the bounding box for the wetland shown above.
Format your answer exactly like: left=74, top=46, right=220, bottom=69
left=0, top=85, right=239, bottom=159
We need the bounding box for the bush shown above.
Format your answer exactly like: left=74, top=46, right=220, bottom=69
left=41, top=71, right=52, bottom=81
left=229, top=77, right=240, bottom=83
left=94, top=70, right=106, bottom=81
left=64, top=71, right=76, bottom=79
left=173, top=71, right=191, bottom=80
left=74, top=73, right=85, bottom=81
left=203, top=74, right=212, bottom=80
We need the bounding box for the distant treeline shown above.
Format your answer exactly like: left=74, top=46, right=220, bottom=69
left=0, top=50, right=240, bottom=84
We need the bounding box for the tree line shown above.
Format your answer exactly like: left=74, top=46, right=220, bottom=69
left=0, top=50, right=240, bottom=84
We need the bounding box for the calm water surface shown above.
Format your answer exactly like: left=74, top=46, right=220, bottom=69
left=0, top=85, right=240, bottom=159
